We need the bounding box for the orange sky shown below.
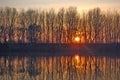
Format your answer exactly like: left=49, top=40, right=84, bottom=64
left=0, top=0, right=120, bottom=12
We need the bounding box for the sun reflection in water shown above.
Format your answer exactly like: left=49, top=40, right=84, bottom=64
left=75, top=55, right=79, bottom=60
left=72, top=54, right=81, bottom=68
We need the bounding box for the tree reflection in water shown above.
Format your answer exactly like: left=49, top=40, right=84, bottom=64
left=0, top=55, right=120, bottom=80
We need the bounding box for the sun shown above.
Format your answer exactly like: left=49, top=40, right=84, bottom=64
left=74, top=36, right=80, bottom=43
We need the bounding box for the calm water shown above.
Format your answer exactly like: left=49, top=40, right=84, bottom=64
left=0, top=54, right=120, bottom=80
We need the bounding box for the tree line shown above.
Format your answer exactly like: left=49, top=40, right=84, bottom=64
left=0, top=7, right=120, bottom=43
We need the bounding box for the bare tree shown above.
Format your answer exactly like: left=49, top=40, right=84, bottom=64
left=65, top=7, right=78, bottom=43
left=4, top=7, right=18, bottom=42
left=0, top=7, right=119, bottom=43
left=92, top=8, right=102, bottom=43
left=56, top=8, right=65, bottom=43
left=49, top=9, right=55, bottom=43
left=81, top=12, right=87, bottom=43
left=87, top=10, right=93, bottom=43
left=38, top=11, right=45, bottom=43
left=113, top=11, right=120, bottom=43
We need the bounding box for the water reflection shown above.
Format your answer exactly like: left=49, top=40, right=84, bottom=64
left=0, top=55, right=120, bottom=80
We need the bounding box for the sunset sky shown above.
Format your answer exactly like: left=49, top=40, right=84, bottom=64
left=0, top=0, right=120, bottom=12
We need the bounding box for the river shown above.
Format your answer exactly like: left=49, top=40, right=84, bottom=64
left=0, top=54, right=120, bottom=80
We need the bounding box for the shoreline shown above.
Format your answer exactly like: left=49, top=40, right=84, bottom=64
left=0, top=43, right=120, bottom=56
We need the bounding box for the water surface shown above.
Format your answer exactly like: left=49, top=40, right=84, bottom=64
left=0, top=54, right=120, bottom=80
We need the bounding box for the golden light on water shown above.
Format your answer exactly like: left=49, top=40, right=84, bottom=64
left=75, top=55, right=79, bottom=60
left=71, top=54, right=81, bottom=69
left=72, top=54, right=80, bottom=64
left=0, top=56, right=119, bottom=80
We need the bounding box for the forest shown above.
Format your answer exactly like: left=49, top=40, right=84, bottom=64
left=0, top=7, right=120, bottom=44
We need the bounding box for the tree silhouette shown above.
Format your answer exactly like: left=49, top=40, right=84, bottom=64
left=0, top=7, right=119, bottom=43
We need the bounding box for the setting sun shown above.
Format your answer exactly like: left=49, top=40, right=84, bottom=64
left=74, top=37, right=80, bottom=43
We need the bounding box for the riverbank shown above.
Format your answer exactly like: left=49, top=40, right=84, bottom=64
left=0, top=43, right=120, bottom=56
